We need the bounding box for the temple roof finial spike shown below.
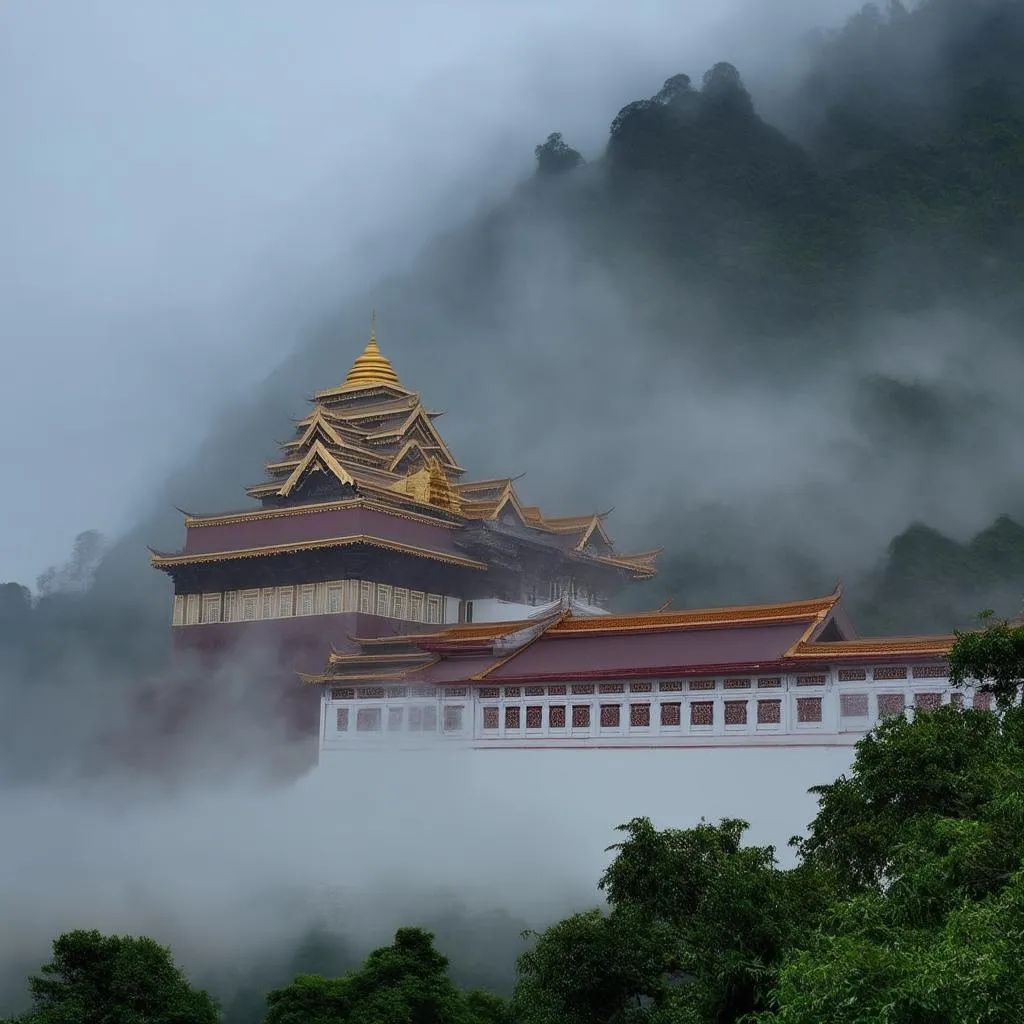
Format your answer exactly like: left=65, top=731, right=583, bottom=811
left=338, top=311, right=402, bottom=390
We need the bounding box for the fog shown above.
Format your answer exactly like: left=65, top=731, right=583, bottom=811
left=2, top=0, right=1018, bottom=1015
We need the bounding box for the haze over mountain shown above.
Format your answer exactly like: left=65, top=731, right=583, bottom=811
left=2, top=1, right=1024, bottom=1019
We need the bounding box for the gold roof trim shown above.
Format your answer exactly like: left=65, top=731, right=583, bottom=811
left=150, top=533, right=489, bottom=570
left=183, top=496, right=461, bottom=530
left=787, top=636, right=954, bottom=659
left=278, top=440, right=355, bottom=497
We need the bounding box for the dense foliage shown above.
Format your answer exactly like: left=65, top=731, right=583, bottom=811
left=7, top=634, right=1024, bottom=1023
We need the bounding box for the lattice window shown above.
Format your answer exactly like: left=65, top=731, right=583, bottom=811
left=375, top=584, right=392, bottom=618
left=505, top=706, right=521, bottom=729
left=422, top=706, right=437, bottom=731
left=392, top=587, right=409, bottom=620
left=315, top=582, right=328, bottom=614
left=913, top=665, right=948, bottom=679
left=874, top=666, right=908, bottom=681
left=409, top=590, right=425, bottom=621
left=359, top=581, right=373, bottom=614
left=326, top=583, right=345, bottom=614
left=224, top=591, right=239, bottom=622
left=600, top=704, right=621, bottom=728
left=689, top=680, right=715, bottom=691
left=526, top=706, right=543, bottom=729
left=757, top=677, right=782, bottom=688
left=201, top=593, right=222, bottom=624
left=408, top=706, right=423, bottom=731
left=690, top=701, right=714, bottom=726
left=335, top=708, right=349, bottom=731
left=482, top=707, right=499, bottom=729
left=630, top=682, right=653, bottom=693
left=361, top=686, right=386, bottom=700
left=444, top=706, right=464, bottom=732
left=757, top=700, right=781, bottom=724
left=659, top=681, right=683, bottom=693
left=503, top=687, right=521, bottom=698
left=630, top=704, right=651, bottom=727
left=172, top=594, right=185, bottom=626
left=426, top=595, right=443, bottom=624
left=478, top=687, right=500, bottom=699
left=277, top=586, right=294, bottom=618
left=262, top=588, right=275, bottom=619
left=572, top=705, right=591, bottom=728
left=571, top=684, right=595, bottom=695
left=185, top=594, right=200, bottom=625
left=548, top=685, right=567, bottom=696
left=356, top=708, right=381, bottom=731
left=724, top=700, right=747, bottom=725
left=661, top=702, right=682, bottom=726
left=914, top=692, right=942, bottom=711
left=549, top=706, right=566, bottom=728
left=796, top=675, right=826, bottom=686
left=525, top=686, right=545, bottom=697
left=241, top=590, right=260, bottom=621
left=973, top=692, right=993, bottom=711
left=298, top=585, right=315, bottom=617
left=599, top=683, right=625, bottom=694
left=331, top=687, right=355, bottom=700
left=386, top=686, right=407, bottom=699
left=878, top=693, right=905, bottom=718
left=409, top=685, right=435, bottom=698
left=343, top=579, right=359, bottom=612
left=387, top=707, right=404, bottom=731
left=840, top=693, right=869, bottom=717
left=724, top=678, right=750, bottom=690
left=797, top=697, right=823, bottom=723
left=448, top=687, right=468, bottom=697
left=838, top=668, right=867, bottom=682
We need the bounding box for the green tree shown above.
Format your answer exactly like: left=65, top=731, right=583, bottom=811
left=948, top=612, right=1024, bottom=709
left=13, top=929, right=218, bottom=1024
left=533, top=132, right=583, bottom=176
left=264, top=927, right=505, bottom=1024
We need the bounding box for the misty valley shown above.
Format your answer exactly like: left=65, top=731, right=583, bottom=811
left=4, top=0, right=1024, bottom=1021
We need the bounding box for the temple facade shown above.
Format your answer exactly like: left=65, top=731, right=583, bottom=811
left=153, top=321, right=976, bottom=758
left=151, top=322, right=658, bottom=742
left=309, top=590, right=975, bottom=752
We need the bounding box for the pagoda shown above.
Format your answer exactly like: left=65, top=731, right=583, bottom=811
left=151, top=319, right=660, bottom=741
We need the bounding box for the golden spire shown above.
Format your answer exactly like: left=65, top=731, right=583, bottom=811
left=340, top=312, right=402, bottom=390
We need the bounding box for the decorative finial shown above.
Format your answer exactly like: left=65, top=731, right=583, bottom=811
left=338, top=311, right=402, bottom=390
left=370, top=309, right=377, bottom=340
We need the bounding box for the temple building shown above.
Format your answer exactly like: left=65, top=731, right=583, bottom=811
left=150, top=321, right=659, bottom=741
left=153, top=321, right=979, bottom=758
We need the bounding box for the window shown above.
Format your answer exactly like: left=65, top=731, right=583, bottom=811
left=661, top=702, right=681, bottom=726
left=408, top=706, right=422, bottom=731
left=409, top=591, right=425, bottom=622
left=690, top=701, right=714, bottom=726
left=548, top=706, right=566, bottom=728
left=724, top=700, right=747, bottom=726
left=387, top=707, right=404, bottom=732
left=359, top=581, right=373, bottom=613
left=201, top=593, right=222, bottom=624
left=630, top=704, right=650, bottom=727
left=392, top=588, right=409, bottom=620
left=298, top=585, right=315, bottom=617
left=327, top=583, right=344, bottom=614
left=375, top=584, right=392, bottom=618
left=840, top=693, right=869, bottom=717
left=172, top=595, right=185, bottom=626
left=356, top=708, right=381, bottom=732
left=482, top=707, right=499, bottom=730
left=797, top=697, right=823, bottom=723
left=426, top=595, right=443, bottom=624
left=444, top=706, right=464, bottom=732
left=571, top=705, right=590, bottom=729
left=422, top=705, right=438, bottom=731
left=277, top=586, right=294, bottom=617
left=877, top=694, right=905, bottom=718
left=757, top=700, right=781, bottom=724
left=465, top=601, right=474, bottom=624
left=335, top=708, right=349, bottom=731
left=600, top=704, right=621, bottom=728
left=526, top=706, right=542, bottom=729
left=505, top=706, right=521, bottom=729
left=261, top=588, right=275, bottom=619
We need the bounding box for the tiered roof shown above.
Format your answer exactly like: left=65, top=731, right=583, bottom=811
left=305, top=588, right=956, bottom=686
left=236, top=319, right=658, bottom=576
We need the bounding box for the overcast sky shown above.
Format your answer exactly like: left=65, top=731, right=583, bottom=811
left=0, top=0, right=865, bottom=587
